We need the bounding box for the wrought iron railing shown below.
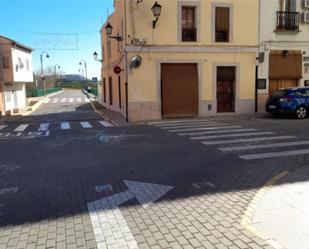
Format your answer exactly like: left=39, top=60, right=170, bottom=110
left=276, top=11, right=300, bottom=31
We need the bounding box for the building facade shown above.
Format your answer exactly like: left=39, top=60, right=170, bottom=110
left=100, top=0, right=258, bottom=121
left=0, top=36, right=33, bottom=115
left=257, top=0, right=309, bottom=112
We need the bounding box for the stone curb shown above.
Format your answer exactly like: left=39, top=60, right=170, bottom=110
left=241, top=171, right=289, bottom=249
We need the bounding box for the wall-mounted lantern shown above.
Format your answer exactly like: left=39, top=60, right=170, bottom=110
left=283, top=50, right=289, bottom=57
left=93, top=51, right=102, bottom=63
left=151, top=2, right=162, bottom=29
left=105, top=22, right=123, bottom=41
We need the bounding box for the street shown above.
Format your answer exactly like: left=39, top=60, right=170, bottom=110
left=0, top=89, right=309, bottom=249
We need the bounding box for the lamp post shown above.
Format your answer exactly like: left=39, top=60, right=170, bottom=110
left=40, top=51, right=50, bottom=96
left=54, top=64, right=61, bottom=87
left=79, top=60, right=88, bottom=89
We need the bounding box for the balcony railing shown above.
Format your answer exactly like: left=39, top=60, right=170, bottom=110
left=182, top=28, right=197, bottom=42
left=276, top=11, right=300, bottom=31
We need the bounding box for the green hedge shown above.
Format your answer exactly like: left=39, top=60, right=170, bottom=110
left=26, top=87, right=62, bottom=98
left=89, top=88, right=98, bottom=96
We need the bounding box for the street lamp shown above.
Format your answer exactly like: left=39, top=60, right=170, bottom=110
left=79, top=60, right=88, bottom=89
left=105, top=22, right=123, bottom=41
left=151, top=2, right=162, bottom=29
left=40, top=51, right=50, bottom=96
left=93, top=51, right=102, bottom=63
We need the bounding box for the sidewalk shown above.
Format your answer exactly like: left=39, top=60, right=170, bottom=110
left=248, top=165, right=309, bottom=249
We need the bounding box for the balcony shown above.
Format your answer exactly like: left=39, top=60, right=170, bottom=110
left=276, top=11, right=300, bottom=32
left=182, top=28, right=197, bottom=42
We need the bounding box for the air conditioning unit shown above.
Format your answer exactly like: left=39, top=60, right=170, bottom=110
left=303, top=0, right=309, bottom=9
left=301, top=11, right=309, bottom=23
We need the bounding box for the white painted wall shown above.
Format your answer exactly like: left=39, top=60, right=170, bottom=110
left=258, top=0, right=309, bottom=94
left=11, top=47, right=33, bottom=83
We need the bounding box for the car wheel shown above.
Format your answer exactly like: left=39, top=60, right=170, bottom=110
left=295, top=106, right=307, bottom=119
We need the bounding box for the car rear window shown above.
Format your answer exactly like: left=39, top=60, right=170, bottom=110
left=272, top=90, right=287, bottom=97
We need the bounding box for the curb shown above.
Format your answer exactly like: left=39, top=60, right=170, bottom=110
left=241, top=171, right=289, bottom=249
left=89, top=101, right=119, bottom=127
left=23, top=90, right=64, bottom=116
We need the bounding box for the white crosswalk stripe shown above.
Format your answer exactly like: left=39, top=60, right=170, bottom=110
left=44, top=98, right=51, bottom=103
left=14, top=124, right=29, bottom=132
left=219, top=140, right=309, bottom=152
left=69, top=98, right=74, bottom=102
left=38, top=123, right=49, bottom=132
left=190, top=132, right=276, bottom=140
left=0, top=125, right=7, bottom=131
left=60, top=98, right=67, bottom=102
left=80, top=122, right=92, bottom=128
left=239, top=149, right=309, bottom=160
left=148, top=119, right=202, bottom=125
left=85, top=98, right=90, bottom=102
left=169, top=125, right=243, bottom=132
left=52, top=98, right=59, bottom=103
left=77, top=98, right=81, bottom=102
left=60, top=122, right=70, bottom=130
left=201, top=136, right=296, bottom=145
left=161, top=123, right=227, bottom=130
left=99, top=121, right=113, bottom=127
left=178, top=128, right=257, bottom=136
left=154, top=121, right=220, bottom=127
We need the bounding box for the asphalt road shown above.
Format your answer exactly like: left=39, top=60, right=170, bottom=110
left=0, top=89, right=309, bottom=249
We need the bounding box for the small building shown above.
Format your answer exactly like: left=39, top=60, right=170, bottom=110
left=0, top=35, right=33, bottom=116
left=257, top=0, right=309, bottom=112
left=100, top=0, right=258, bottom=122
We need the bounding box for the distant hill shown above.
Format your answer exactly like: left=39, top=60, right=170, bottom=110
left=59, top=74, right=88, bottom=82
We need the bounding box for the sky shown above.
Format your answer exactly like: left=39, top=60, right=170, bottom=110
left=0, top=0, right=114, bottom=79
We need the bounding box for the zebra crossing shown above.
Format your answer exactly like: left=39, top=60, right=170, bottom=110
left=43, top=97, right=91, bottom=104
left=148, top=119, right=309, bottom=161
left=0, top=120, right=113, bottom=139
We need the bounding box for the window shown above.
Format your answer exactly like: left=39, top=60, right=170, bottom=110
left=26, top=60, right=29, bottom=71
left=118, top=75, right=121, bottom=109
left=2, top=56, right=10, bottom=69
left=109, top=77, right=113, bottom=105
left=257, top=79, right=267, bottom=89
left=182, top=6, right=196, bottom=41
left=102, top=46, right=105, bottom=62
left=103, top=78, right=106, bottom=103
left=285, top=0, right=296, bottom=11
left=215, top=7, right=230, bottom=42
left=304, top=63, right=309, bottom=74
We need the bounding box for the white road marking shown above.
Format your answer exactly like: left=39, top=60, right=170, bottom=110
left=69, top=98, right=74, bottom=102
left=85, top=98, right=90, bottom=102
left=155, top=121, right=220, bottom=127
left=240, top=148, right=309, bottom=160
left=4, top=133, right=10, bottom=137
left=52, top=98, right=59, bottom=103
left=149, top=119, right=204, bottom=125
left=80, top=122, right=92, bottom=128
left=87, top=180, right=173, bottom=249
left=169, top=125, right=243, bottom=132
left=178, top=128, right=257, bottom=136
left=44, top=98, right=51, bottom=103
left=192, top=181, right=216, bottom=189
left=45, top=131, right=50, bottom=136
left=220, top=140, right=309, bottom=152
left=38, top=123, right=49, bottom=131
left=161, top=123, right=228, bottom=130
left=14, top=124, right=29, bottom=132
left=190, top=132, right=276, bottom=140
left=16, top=132, right=22, bottom=136
left=60, top=98, right=67, bottom=102
left=60, top=122, right=70, bottom=130
left=77, top=98, right=81, bottom=102
left=0, top=125, right=7, bottom=131
left=99, top=121, right=113, bottom=127
left=201, top=136, right=296, bottom=145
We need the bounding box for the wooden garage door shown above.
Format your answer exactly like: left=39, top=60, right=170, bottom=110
left=161, top=63, right=198, bottom=118
left=269, top=79, right=298, bottom=96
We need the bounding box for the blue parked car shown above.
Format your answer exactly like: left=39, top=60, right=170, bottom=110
left=266, top=87, right=309, bottom=119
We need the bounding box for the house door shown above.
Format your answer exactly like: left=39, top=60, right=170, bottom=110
left=161, top=63, right=198, bottom=118
left=269, top=79, right=298, bottom=96
left=217, top=66, right=235, bottom=113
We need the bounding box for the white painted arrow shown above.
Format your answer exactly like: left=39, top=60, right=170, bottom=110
left=87, top=180, right=173, bottom=249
